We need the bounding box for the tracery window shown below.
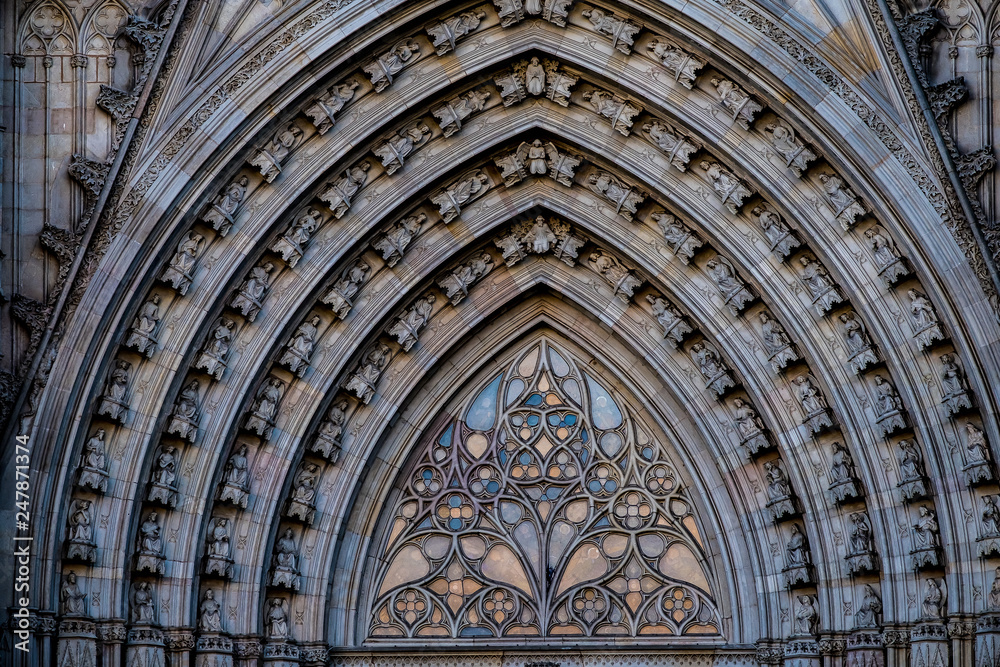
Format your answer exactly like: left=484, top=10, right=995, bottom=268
left=368, top=339, right=721, bottom=640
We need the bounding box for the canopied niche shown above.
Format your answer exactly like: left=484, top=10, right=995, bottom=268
left=366, top=338, right=720, bottom=641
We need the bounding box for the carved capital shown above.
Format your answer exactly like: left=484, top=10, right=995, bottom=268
left=11, top=54, right=26, bottom=67
left=71, top=54, right=88, bottom=68
left=96, top=620, right=128, bottom=643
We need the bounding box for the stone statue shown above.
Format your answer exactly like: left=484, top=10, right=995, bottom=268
left=758, top=311, right=797, bottom=371
left=196, top=317, right=236, bottom=380
left=437, top=252, right=494, bottom=305
left=126, top=293, right=161, bottom=357
left=589, top=250, right=642, bottom=301
left=137, top=511, right=163, bottom=556
left=733, top=398, right=764, bottom=441
left=854, top=584, right=882, bottom=628
left=838, top=311, right=877, bottom=373
left=270, top=207, right=322, bottom=267
left=249, top=123, right=303, bottom=182
left=795, top=374, right=832, bottom=432
left=220, top=444, right=250, bottom=507
left=907, top=289, right=943, bottom=346
left=345, top=343, right=391, bottom=404
left=710, top=77, right=762, bottom=129
left=921, top=578, right=944, bottom=620
left=872, top=375, right=904, bottom=434
left=266, top=598, right=289, bottom=639
left=764, top=118, right=816, bottom=176
left=966, top=422, right=990, bottom=463
left=373, top=213, right=425, bottom=267
left=131, top=582, right=155, bottom=624
left=699, top=160, right=752, bottom=213
left=313, top=398, right=349, bottom=462
left=763, top=460, right=792, bottom=500
left=167, top=379, right=200, bottom=442
left=305, top=79, right=359, bottom=134
left=287, top=462, right=320, bottom=524
left=913, top=505, right=940, bottom=549
left=793, top=595, right=818, bottom=635
left=431, top=170, right=490, bottom=223
left=939, top=353, right=972, bottom=414
left=245, top=377, right=284, bottom=438
left=864, top=225, right=909, bottom=284
left=433, top=89, right=491, bottom=137
left=705, top=255, right=753, bottom=314
left=990, top=567, right=1000, bottom=611
left=751, top=204, right=800, bottom=258
left=848, top=512, right=873, bottom=554
left=229, top=261, right=274, bottom=322
left=646, top=37, right=704, bottom=89
left=829, top=442, right=855, bottom=484
left=77, top=428, right=109, bottom=492
left=159, top=230, right=204, bottom=295
left=320, top=162, right=371, bottom=219
left=525, top=57, right=545, bottom=95
left=983, top=495, right=1000, bottom=537
left=279, top=315, right=321, bottom=377
left=494, top=141, right=580, bottom=187
left=204, top=517, right=233, bottom=578
left=646, top=295, right=692, bottom=346
left=786, top=524, right=809, bottom=566
left=689, top=340, right=734, bottom=397
left=199, top=589, right=223, bottom=633
left=373, top=122, right=431, bottom=174
left=149, top=445, right=179, bottom=502
left=61, top=572, right=86, bottom=616
left=202, top=175, right=248, bottom=235
left=586, top=170, right=645, bottom=220
left=364, top=40, right=420, bottom=92
left=818, top=172, right=866, bottom=228
left=323, top=259, right=371, bottom=319
left=66, top=498, right=95, bottom=561
left=798, top=255, right=843, bottom=314
left=271, top=528, right=300, bottom=589
left=897, top=438, right=928, bottom=493
left=582, top=90, right=642, bottom=135
left=652, top=211, right=702, bottom=264
left=641, top=120, right=699, bottom=170
left=387, top=294, right=436, bottom=352
left=97, top=358, right=131, bottom=423
left=425, top=9, right=486, bottom=54
left=581, top=7, right=640, bottom=54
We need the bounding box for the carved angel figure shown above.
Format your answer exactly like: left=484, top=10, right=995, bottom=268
left=364, top=41, right=420, bottom=92
left=586, top=170, right=645, bottom=220
left=589, top=250, right=642, bottom=300
left=345, top=343, right=392, bottom=404
left=838, top=312, right=869, bottom=355
left=652, top=211, right=702, bottom=264
left=61, top=572, right=86, bottom=616
left=279, top=315, right=321, bottom=377
left=991, top=568, right=1000, bottom=611
left=126, top=293, right=161, bottom=357
left=160, top=231, right=204, bottom=295
left=432, top=170, right=490, bottom=223
left=271, top=207, right=322, bottom=267
left=321, top=162, right=371, bottom=219
left=798, top=255, right=843, bottom=314
left=641, top=121, right=699, bottom=170
left=710, top=77, right=762, bottom=129
left=426, top=9, right=486, bottom=55
left=306, top=79, right=359, bottom=134
left=387, top=294, right=436, bottom=352
left=373, top=123, right=431, bottom=175
left=646, top=37, right=703, bottom=88
left=699, top=160, right=752, bottom=213
left=437, top=252, right=494, bottom=305
left=373, top=213, right=425, bottom=267
left=793, top=595, right=818, bottom=636
left=199, top=590, right=223, bottom=633
left=321, top=259, right=371, bottom=320
left=581, top=7, right=639, bottom=54
left=764, top=118, right=816, bottom=176
left=229, top=261, right=275, bottom=322
left=582, top=89, right=641, bottom=135
left=525, top=57, right=545, bottom=95
left=203, top=175, right=248, bottom=236
left=433, top=89, right=491, bottom=137
left=196, top=317, right=236, bottom=380
left=245, top=378, right=284, bottom=437
left=77, top=429, right=108, bottom=492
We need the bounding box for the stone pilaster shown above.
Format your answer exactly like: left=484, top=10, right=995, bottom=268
left=784, top=637, right=820, bottom=667
left=909, top=622, right=948, bottom=666
left=949, top=618, right=975, bottom=665
left=196, top=633, right=234, bottom=667
left=846, top=630, right=884, bottom=667
left=127, top=625, right=166, bottom=667
left=163, top=630, right=196, bottom=667
left=57, top=618, right=97, bottom=667
left=95, top=620, right=126, bottom=667
left=233, top=637, right=262, bottom=667
left=262, top=641, right=299, bottom=667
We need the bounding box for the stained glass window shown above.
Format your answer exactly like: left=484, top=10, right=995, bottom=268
left=368, top=340, right=721, bottom=640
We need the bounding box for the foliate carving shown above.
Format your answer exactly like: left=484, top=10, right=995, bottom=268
left=911, top=505, right=942, bottom=570
left=763, top=459, right=798, bottom=521
left=955, top=146, right=996, bottom=192
left=96, top=85, right=138, bottom=136
left=794, top=374, right=834, bottom=434
left=763, top=119, right=817, bottom=177
left=437, top=252, right=495, bottom=305
left=828, top=442, right=863, bottom=504
left=305, top=80, right=359, bottom=134
left=710, top=77, right=762, bottom=129
left=432, top=89, right=491, bottom=137
left=430, top=170, right=491, bottom=223
left=319, top=162, right=371, bottom=219
left=586, top=171, right=647, bottom=221
left=322, top=259, right=371, bottom=319
left=897, top=438, right=930, bottom=503
left=204, top=517, right=233, bottom=579
left=752, top=204, right=801, bottom=259
left=689, top=340, right=736, bottom=398
left=373, top=122, right=431, bottom=175
left=248, top=124, right=303, bottom=183
left=926, top=77, right=967, bottom=122
left=732, top=397, right=771, bottom=456
left=66, top=498, right=96, bottom=562
left=646, top=294, right=693, bottom=348
left=148, top=445, right=179, bottom=507
left=219, top=444, right=250, bottom=508
left=494, top=216, right=588, bottom=267
left=425, top=10, right=486, bottom=55
left=125, top=294, right=161, bottom=358
left=61, top=573, right=87, bottom=616
left=588, top=250, right=643, bottom=301
left=134, top=511, right=164, bottom=575
left=229, top=261, right=275, bottom=322
left=96, top=359, right=131, bottom=424
left=345, top=343, right=392, bottom=404
left=271, top=528, right=300, bottom=590
left=652, top=211, right=703, bottom=264
left=939, top=353, right=973, bottom=415
left=123, top=16, right=165, bottom=71
left=581, top=7, right=641, bottom=54
left=244, top=377, right=285, bottom=439
left=641, top=121, right=700, bottom=171
left=845, top=511, right=878, bottom=574
left=864, top=225, right=911, bottom=286
left=493, top=58, right=578, bottom=107
left=854, top=585, right=883, bottom=629
left=783, top=523, right=814, bottom=587
left=159, top=231, right=205, bottom=295
left=798, top=255, right=844, bottom=315
left=162, top=631, right=195, bottom=650
left=818, top=172, right=867, bottom=229
left=582, top=89, right=642, bottom=136
left=130, top=582, right=155, bottom=625
left=700, top=160, right=754, bottom=213
left=271, top=207, right=323, bottom=268
left=313, top=398, right=348, bottom=463
left=491, top=0, right=573, bottom=26
left=387, top=295, right=436, bottom=352
left=372, top=213, right=426, bottom=267
left=838, top=311, right=878, bottom=374
left=907, top=288, right=946, bottom=349
left=279, top=316, right=321, bottom=377
left=12, top=294, right=50, bottom=350
left=705, top=255, right=755, bottom=315
left=201, top=176, right=248, bottom=237
left=793, top=595, right=819, bottom=636
left=68, top=154, right=110, bottom=207
left=493, top=140, right=581, bottom=187
left=363, top=40, right=420, bottom=92
left=198, top=590, right=223, bottom=633
left=166, top=379, right=200, bottom=443
left=758, top=312, right=799, bottom=372
left=234, top=640, right=262, bottom=659
left=195, top=317, right=236, bottom=380
left=963, top=423, right=995, bottom=486
left=645, top=37, right=704, bottom=88
left=285, top=462, right=321, bottom=524
left=40, top=223, right=80, bottom=270
left=77, top=429, right=109, bottom=493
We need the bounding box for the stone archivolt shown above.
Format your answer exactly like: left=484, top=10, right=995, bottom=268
left=12, top=0, right=1000, bottom=664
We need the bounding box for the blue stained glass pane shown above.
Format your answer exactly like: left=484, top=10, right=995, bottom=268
left=438, top=425, right=454, bottom=447
left=506, top=379, right=525, bottom=407
left=642, top=447, right=654, bottom=460
left=580, top=450, right=589, bottom=463
left=461, top=627, right=492, bottom=637
left=565, top=414, right=577, bottom=425
left=589, top=480, right=602, bottom=492
left=418, top=518, right=431, bottom=529
left=519, top=452, right=531, bottom=464
left=527, top=415, right=540, bottom=426
left=581, top=429, right=589, bottom=443
left=449, top=518, right=462, bottom=530
left=487, top=481, right=499, bottom=493
left=562, top=378, right=581, bottom=404
left=585, top=373, right=623, bottom=429
left=547, top=414, right=560, bottom=426
left=606, top=480, right=618, bottom=492
left=525, top=394, right=543, bottom=406
left=549, top=347, right=571, bottom=377
left=499, top=451, right=508, bottom=464
left=449, top=496, right=461, bottom=507
left=466, top=374, right=503, bottom=430
left=596, top=517, right=610, bottom=527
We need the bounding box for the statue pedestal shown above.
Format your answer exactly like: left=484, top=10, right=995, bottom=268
left=846, top=629, right=884, bottom=667
left=910, top=622, right=948, bottom=667
left=196, top=633, right=233, bottom=667
left=976, top=614, right=1000, bottom=667
left=126, top=625, right=165, bottom=667
left=263, top=641, right=299, bottom=667
left=783, top=636, right=820, bottom=667
left=57, top=618, right=97, bottom=667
